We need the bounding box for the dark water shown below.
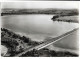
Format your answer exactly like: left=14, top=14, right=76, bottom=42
left=2, top=14, right=78, bottom=50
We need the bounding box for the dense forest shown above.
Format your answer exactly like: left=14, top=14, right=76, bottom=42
left=1, top=28, right=41, bottom=56
left=1, top=28, right=78, bottom=57
left=21, top=48, right=78, bottom=57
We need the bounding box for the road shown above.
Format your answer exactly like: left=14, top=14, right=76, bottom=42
left=14, top=28, right=78, bottom=57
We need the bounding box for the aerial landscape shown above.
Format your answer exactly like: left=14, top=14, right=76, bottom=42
left=1, top=2, right=79, bottom=57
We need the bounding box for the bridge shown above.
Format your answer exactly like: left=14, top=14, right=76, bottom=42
left=14, top=28, right=78, bottom=57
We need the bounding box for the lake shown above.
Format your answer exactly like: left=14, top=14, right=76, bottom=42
left=2, top=14, right=79, bottom=50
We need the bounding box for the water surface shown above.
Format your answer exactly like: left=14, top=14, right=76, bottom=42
left=2, top=14, right=78, bottom=50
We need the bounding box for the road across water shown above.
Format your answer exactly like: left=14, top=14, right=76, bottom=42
left=14, top=28, right=78, bottom=57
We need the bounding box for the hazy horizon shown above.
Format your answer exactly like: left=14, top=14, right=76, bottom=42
left=1, top=2, right=78, bottom=9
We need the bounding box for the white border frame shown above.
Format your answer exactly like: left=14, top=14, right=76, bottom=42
left=0, top=1, right=80, bottom=59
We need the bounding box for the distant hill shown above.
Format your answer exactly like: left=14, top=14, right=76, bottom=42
left=1, top=8, right=79, bottom=16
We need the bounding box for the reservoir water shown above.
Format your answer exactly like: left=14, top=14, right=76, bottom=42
left=2, top=14, right=79, bottom=50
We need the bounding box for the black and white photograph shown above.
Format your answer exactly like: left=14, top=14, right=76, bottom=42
left=1, top=2, right=79, bottom=57
left=2, top=0, right=80, bottom=1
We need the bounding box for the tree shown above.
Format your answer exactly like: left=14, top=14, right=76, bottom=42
left=21, top=36, right=29, bottom=43
left=12, top=34, right=18, bottom=39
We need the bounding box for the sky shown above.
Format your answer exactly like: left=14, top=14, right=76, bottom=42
left=1, top=1, right=79, bottom=9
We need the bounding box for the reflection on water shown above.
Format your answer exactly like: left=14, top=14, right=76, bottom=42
left=2, top=14, right=78, bottom=50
